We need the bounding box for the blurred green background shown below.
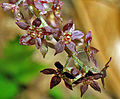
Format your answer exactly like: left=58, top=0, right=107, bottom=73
left=0, top=36, right=46, bottom=99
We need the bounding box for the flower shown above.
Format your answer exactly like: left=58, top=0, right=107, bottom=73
left=51, top=0, right=63, bottom=26
left=73, top=70, right=102, bottom=97
left=34, top=0, right=54, bottom=14
left=1, top=1, right=22, bottom=20
left=16, top=18, right=53, bottom=57
left=40, top=62, right=75, bottom=90
left=73, top=57, right=112, bottom=97
left=54, top=19, right=84, bottom=55
left=84, top=31, right=99, bottom=67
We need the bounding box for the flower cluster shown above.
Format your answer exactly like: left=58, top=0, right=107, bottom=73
left=1, top=0, right=112, bottom=97
left=16, top=18, right=53, bottom=57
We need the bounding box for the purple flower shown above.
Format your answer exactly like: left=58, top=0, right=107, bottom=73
left=34, top=0, right=54, bottom=14
left=51, top=0, right=63, bottom=27
left=40, top=62, right=75, bottom=90
left=84, top=31, right=99, bottom=67
left=16, top=18, right=53, bottom=57
left=55, top=19, right=84, bottom=55
left=1, top=2, right=22, bottom=20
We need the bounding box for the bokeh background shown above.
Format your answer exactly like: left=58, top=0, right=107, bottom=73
left=0, top=0, right=120, bottom=99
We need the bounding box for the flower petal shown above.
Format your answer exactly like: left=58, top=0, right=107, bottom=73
left=41, top=26, right=53, bottom=35
left=100, top=57, right=112, bottom=88
left=101, top=78, right=105, bottom=88
left=40, top=68, right=56, bottom=74
left=16, top=21, right=29, bottom=30
left=63, top=78, right=73, bottom=90
left=84, top=46, right=90, bottom=61
left=54, top=62, right=63, bottom=70
left=63, top=72, right=75, bottom=79
left=34, top=0, right=45, bottom=12
left=80, top=85, right=88, bottom=97
left=72, top=30, right=84, bottom=40
left=85, top=71, right=94, bottom=77
left=19, top=34, right=34, bottom=45
left=35, top=37, right=41, bottom=49
left=72, top=77, right=84, bottom=85
left=90, top=46, right=99, bottom=55
left=63, top=19, right=73, bottom=32
left=14, top=7, right=22, bottom=20
left=1, top=3, right=14, bottom=11
left=40, top=39, right=48, bottom=58
left=93, top=73, right=103, bottom=80
left=32, top=18, right=41, bottom=27
left=54, top=40, right=65, bottom=55
left=45, top=0, right=54, bottom=3
left=26, top=0, right=34, bottom=5
left=71, top=68, right=80, bottom=77
left=9, top=0, right=18, bottom=4
left=50, top=76, right=61, bottom=89
left=90, top=55, right=98, bottom=67
left=85, top=31, right=92, bottom=44
left=66, top=41, right=77, bottom=54
left=90, top=81, right=101, bottom=93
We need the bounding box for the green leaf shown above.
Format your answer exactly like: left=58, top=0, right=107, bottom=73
left=0, top=74, right=18, bottom=99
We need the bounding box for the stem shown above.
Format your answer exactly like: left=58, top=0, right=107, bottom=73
left=72, top=54, right=100, bottom=73
left=40, top=16, right=48, bottom=27
left=64, top=57, right=70, bottom=69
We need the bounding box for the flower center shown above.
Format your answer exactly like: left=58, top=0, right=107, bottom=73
left=62, top=32, right=72, bottom=44
left=28, top=26, right=42, bottom=38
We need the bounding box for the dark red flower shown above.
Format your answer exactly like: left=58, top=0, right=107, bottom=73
left=16, top=18, right=53, bottom=57
left=73, top=70, right=101, bottom=97
left=73, top=57, right=112, bottom=97
left=40, top=62, right=75, bottom=90
left=55, top=19, right=84, bottom=55
left=84, top=31, right=99, bottom=67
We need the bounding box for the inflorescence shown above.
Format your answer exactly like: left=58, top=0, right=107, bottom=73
left=0, top=0, right=112, bottom=97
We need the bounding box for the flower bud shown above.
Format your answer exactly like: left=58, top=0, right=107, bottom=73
left=32, top=18, right=41, bottom=27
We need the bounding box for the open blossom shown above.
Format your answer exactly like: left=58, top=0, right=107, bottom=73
left=54, top=19, right=84, bottom=55
left=40, top=62, right=75, bottom=90
left=16, top=18, right=53, bottom=57
left=73, top=57, right=112, bottom=97
left=34, top=0, right=54, bottom=14
left=73, top=70, right=102, bottom=97
left=84, top=31, right=99, bottom=67
left=1, top=0, right=22, bottom=20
